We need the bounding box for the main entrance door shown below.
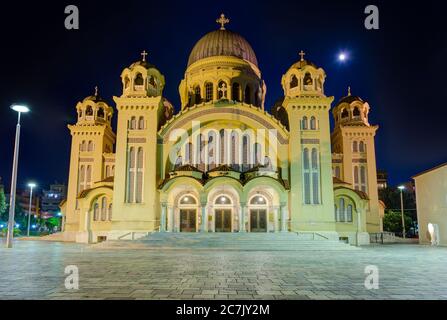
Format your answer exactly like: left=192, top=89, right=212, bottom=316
left=215, top=209, right=232, bottom=232
left=180, top=209, right=196, bottom=232
left=250, top=209, right=267, bottom=232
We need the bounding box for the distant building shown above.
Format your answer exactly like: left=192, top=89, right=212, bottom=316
left=16, top=188, right=40, bottom=218
left=377, top=170, right=388, bottom=190
left=413, top=163, right=447, bottom=246
left=40, top=183, right=67, bottom=217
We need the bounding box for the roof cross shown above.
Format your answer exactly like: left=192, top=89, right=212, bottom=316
left=216, top=13, right=229, bottom=30
left=94, top=86, right=99, bottom=97
left=299, top=50, right=306, bottom=61
left=141, top=50, right=148, bottom=62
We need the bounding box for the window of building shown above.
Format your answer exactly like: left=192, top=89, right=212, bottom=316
left=242, top=135, right=249, bottom=170
left=250, top=195, right=267, bottom=205
left=341, top=109, right=349, bottom=118
left=302, top=116, right=308, bottom=130
left=311, top=148, right=320, bottom=204
left=101, top=197, right=107, bottom=221
left=126, top=147, right=135, bottom=202
left=254, top=143, right=262, bottom=165
left=353, top=141, right=358, bottom=153
left=303, top=148, right=311, bottom=204
left=194, top=86, right=201, bottom=104
left=205, top=83, right=213, bottom=102
left=231, top=131, right=238, bottom=168
left=335, top=166, right=341, bottom=179
left=219, top=129, right=225, bottom=165
left=290, top=75, right=298, bottom=89
left=138, top=116, right=144, bottom=130
left=310, top=116, right=317, bottom=130
left=353, top=166, right=359, bottom=190
left=180, top=195, right=197, bottom=205
left=134, top=73, right=144, bottom=86
left=93, top=202, right=99, bottom=221
left=353, top=107, right=361, bottom=117
left=97, top=107, right=105, bottom=119
left=86, top=106, right=93, bottom=116
left=215, top=195, right=231, bottom=205
left=359, top=141, right=365, bottom=153
left=244, top=85, right=251, bottom=104
left=185, top=142, right=193, bottom=164
left=303, top=72, right=313, bottom=86
left=232, top=83, right=241, bottom=101
left=208, top=132, right=216, bottom=170
left=108, top=203, right=113, bottom=221
left=360, top=166, right=367, bottom=193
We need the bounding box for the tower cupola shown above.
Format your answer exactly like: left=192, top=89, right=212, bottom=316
left=281, top=51, right=326, bottom=97
left=121, top=50, right=165, bottom=98
left=76, top=86, right=113, bottom=127
left=332, top=87, right=371, bottom=127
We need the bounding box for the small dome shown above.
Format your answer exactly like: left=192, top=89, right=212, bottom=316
left=289, top=59, right=318, bottom=70
left=187, top=29, right=258, bottom=67
left=82, top=86, right=107, bottom=103
left=336, top=87, right=364, bottom=106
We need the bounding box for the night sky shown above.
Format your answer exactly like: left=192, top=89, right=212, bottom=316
left=0, top=0, right=446, bottom=191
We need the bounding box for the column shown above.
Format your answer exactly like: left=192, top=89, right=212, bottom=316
left=200, top=204, right=207, bottom=232
left=280, top=202, right=288, bottom=232
left=168, top=206, right=174, bottom=232
left=160, top=203, right=167, bottom=232
left=240, top=203, right=246, bottom=232
left=273, top=206, right=279, bottom=232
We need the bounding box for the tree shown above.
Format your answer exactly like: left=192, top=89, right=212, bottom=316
left=383, top=210, right=412, bottom=236
left=0, top=187, right=7, bottom=220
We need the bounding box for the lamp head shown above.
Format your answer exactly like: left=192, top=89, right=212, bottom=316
left=28, top=182, right=37, bottom=188
left=11, top=105, right=30, bottom=113
left=398, top=185, right=405, bottom=191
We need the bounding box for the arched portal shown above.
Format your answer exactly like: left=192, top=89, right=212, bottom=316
left=248, top=194, right=269, bottom=232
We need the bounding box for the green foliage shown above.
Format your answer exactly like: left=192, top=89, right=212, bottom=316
left=383, top=210, right=412, bottom=235
left=0, top=188, right=7, bottom=221
left=0, top=227, right=21, bottom=237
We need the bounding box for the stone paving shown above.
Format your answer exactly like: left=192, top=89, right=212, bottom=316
left=0, top=240, right=446, bottom=300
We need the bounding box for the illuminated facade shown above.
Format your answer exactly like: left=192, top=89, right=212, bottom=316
left=60, top=15, right=383, bottom=245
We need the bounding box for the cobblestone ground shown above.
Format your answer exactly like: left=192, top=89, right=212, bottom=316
left=0, top=240, right=446, bottom=300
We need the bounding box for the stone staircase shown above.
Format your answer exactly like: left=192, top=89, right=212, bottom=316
left=93, top=232, right=359, bottom=251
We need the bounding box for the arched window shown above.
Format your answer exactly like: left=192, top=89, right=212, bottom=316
left=244, top=85, right=251, bottom=104
left=138, top=116, right=144, bottom=130
left=353, top=107, right=361, bottom=117
left=136, top=148, right=144, bottom=203
left=335, top=166, right=341, bottom=179
left=106, top=165, right=111, bottom=178
left=254, top=143, right=262, bottom=165
left=194, top=86, right=201, bottom=104
left=129, top=116, right=136, bottom=129
left=360, top=166, right=367, bottom=193
left=86, top=165, right=92, bottom=189
left=80, top=140, right=86, bottom=151
left=134, top=73, right=144, bottom=86
left=180, top=195, right=197, bottom=205
left=250, top=195, right=267, bottom=205
left=353, top=166, right=359, bottom=190
left=347, top=205, right=353, bottom=222
left=242, top=135, right=249, bottom=170
left=341, top=109, right=349, bottom=118
left=302, top=116, right=308, bottom=130
left=303, top=72, right=313, bottom=86
left=197, top=134, right=205, bottom=169
left=205, top=83, right=213, bottom=102
left=310, top=116, right=317, bottom=130
left=93, top=202, right=99, bottom=221
left=101, top=197, right=107, bottom=221
left=217, top=81, right=227, bottom=99
left=126, top=147, right=135, bottom=203
left=219, top=129, right=226, bottom=165
left=359, top=141, right=365, bottom=153
left=303, top=148, right=311, bottom=204
left=215, top=195, right=231, bottom=205
left=78, top=165, right=85, bottom=193
left=87, top=141, right=93, bottom=152
left=208, top=132, right=216, bottom=170
left=290, top=75, right=298, bottom=88
left=339, top=198, right=345, bottom=222
left=108, top=203, right=113, bottom=221
left=232, top=83, right=241, bottom=101
left=97, top=107, right=105, bottom=119
left=124, top=76, right=130, bottom=89
left=86, top=106, right=93, bottom=116
left=311, top=148, right=320, bottom=204
left=230, top=131, right=238, bottom=169
left=353, top=141, right=358, bottom=152
left=185, top=142, right=193, bottom=164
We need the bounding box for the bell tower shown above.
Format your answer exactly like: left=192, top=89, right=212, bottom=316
left=110, top=52, right=173, bottom=236
left=65, top=88, right=115, bottom=234
left=331, top=87, right=381, bottom=232
left=279, top=51, right=337, bottom=238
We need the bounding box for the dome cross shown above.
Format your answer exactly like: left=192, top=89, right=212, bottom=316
left=216, top=13, right=229, bottom=30
left=141, top=50, right=148, bottom=62
left=94, top=86, right=99, bottom=97
left=299, top=50, right=306, bottom=61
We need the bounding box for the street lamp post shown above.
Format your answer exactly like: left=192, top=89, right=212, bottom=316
left=398, top=185, right=406, bottom=239
left=6, top=104, right=30, bottom=248
left=26, top=182, right=36, bottom=237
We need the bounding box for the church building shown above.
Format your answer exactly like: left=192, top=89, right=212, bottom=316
left=60, top=14, right=384, bottom=245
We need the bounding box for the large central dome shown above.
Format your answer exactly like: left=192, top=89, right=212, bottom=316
left=187, top=29, right=258, bottom=67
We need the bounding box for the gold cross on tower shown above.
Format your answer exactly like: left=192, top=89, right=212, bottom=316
left=141, top=50, right=148, bottom=62
left=216, top=13, right=229, bottom=30
left=94, top=86, right=99, bottom=97
left=299, top=50, right=306, bottom=61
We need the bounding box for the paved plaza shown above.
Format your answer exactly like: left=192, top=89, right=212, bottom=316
left=0, top=240, right=446, bottom=300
